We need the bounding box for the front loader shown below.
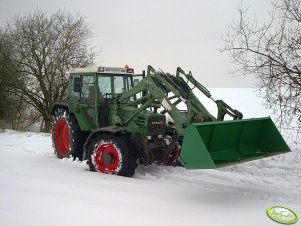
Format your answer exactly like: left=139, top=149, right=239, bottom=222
left=51, top=65, right=290, bottom=177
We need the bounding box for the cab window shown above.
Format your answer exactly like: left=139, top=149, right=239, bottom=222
left=68, top=75, right=80, bottom=101
left=98, top=76, right=112, bottom=98
left=79, top=75, right=94, bottom=104
left=114, top=76, right=127, bottom=94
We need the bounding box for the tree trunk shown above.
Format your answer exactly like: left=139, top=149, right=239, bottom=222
left=41, top=116, right=51, bottom=133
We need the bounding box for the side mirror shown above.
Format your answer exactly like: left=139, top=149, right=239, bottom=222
left=133, top=79, right=139, bottom=86
left=73, top=77, right=82, bottom=92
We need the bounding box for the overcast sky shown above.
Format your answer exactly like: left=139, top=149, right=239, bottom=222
left=0, top=0, right=272, bottom=87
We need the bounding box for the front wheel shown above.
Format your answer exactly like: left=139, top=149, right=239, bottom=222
left=164, top=142, right=180, bottom=166
left=87, top=133, right=137, bottom=177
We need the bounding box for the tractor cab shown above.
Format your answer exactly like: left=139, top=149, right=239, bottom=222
left=96, top=66, right=135, bottom=101
left=67, top=66, right=139, bottom=130
left=70, top=66, right=135, bottom=100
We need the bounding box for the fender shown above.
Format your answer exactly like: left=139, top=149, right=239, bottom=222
left=51, top=102, right=73, bottom=114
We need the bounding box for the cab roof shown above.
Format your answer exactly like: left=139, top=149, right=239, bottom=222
left=69, top=66, right=134, bottom=74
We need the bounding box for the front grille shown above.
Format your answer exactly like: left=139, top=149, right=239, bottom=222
left=148, top=115, right=166, bottom=133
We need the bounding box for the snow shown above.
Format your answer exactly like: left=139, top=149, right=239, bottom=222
left=0, top=88, right=301, bottom=226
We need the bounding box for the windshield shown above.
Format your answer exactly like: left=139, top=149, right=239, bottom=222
left=97, top=74, right=130, bottom=98
left=114, top=76, right=127, bottom=93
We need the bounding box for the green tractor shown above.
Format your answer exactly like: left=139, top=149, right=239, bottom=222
left=51, top=65, right=290, bottom=177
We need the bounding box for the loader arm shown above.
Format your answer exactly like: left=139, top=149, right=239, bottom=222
left=175, top=67, right=243, bottom=121
left=118, top=65, right=242, bottom=135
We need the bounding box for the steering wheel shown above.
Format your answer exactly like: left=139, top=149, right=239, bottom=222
left=103, top=93, right=112, bottom=99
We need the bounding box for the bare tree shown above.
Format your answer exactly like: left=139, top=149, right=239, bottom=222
left=222, top=0, right=301, bottom=136
left=3, top=10, right=96, bottom=131
left=0, top=31, right=11, bottom=120
left=0, top=30, right=22, bottom=127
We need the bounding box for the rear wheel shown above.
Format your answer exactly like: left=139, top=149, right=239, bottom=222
left=52, top=107, right=85, bottom=160
left=87, top=133, right=137, bottom=177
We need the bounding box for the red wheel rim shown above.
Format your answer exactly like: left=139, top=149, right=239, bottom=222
left=54, top=119, right=70, bottom=157
left=94, top=143, right=121, bottom=174
left=165, top=143, right=179, bottom=166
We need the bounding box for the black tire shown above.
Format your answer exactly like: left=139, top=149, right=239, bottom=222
left=52, top=107, right=85, bottom=160
left=87, top=133, right=137, bottom=177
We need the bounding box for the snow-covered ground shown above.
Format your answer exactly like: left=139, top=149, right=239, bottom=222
left=0, top=88, right=300, bottom=226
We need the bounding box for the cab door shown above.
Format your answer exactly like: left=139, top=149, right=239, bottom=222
left=79, top=74, right=98, bottom=129
left=97, top=75, right=112, bottom=127
left=69, top=74, right=98, bottom=131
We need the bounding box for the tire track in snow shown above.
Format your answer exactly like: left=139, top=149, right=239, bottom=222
left=134, top=158, right=301, bottom=204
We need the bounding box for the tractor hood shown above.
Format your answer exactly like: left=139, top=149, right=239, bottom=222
left=117, top=106, right=166, bottom=135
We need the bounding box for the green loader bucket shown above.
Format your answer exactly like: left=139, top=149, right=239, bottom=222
left=179, top=117, right=290, bottom=169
